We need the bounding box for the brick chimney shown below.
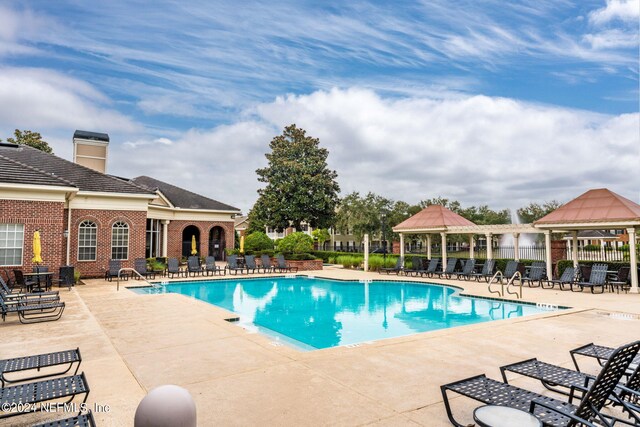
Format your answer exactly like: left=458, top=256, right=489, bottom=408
left=73, top=130, right=109, bottom=173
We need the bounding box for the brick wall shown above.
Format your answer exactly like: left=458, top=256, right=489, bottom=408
left=69, top=209, right=147, bottom=278
left=551, top=239, right=567, bottom=275
left=0, top=199, right=66, bottom=276
left=166, top=220, right=235, bottom=260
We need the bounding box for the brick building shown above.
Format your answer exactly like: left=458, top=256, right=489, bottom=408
left=0, top=131, right=240, bottom=278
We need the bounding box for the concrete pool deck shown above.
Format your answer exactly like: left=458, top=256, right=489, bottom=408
left=2, top=267, right=639, bottom=426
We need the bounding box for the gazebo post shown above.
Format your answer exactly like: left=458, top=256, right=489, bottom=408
left=571, top=231, right=579, bottom=268
left=544, top=230, right=553, bottom=280
left=628, top=228, right=638, bottom=294
left=469, top=235, right=475, bottom=259
left=399, top=233, right=405, bottom=267
left=441, top=232, right=447, bottom=273
left=513, top=233, right=520, bottom=262
left=485, top=233, right=493, bottom=260
left=427, top=234, right=432, bottom=259
left=363, top=233, right=369, bottom=272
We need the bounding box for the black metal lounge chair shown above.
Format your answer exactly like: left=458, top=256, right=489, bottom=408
left=422, top=258, right=440, bottom=278
left=609, top=266, right=631, bottom=293
left=104, top=260, right=127, bottom=282
left=0, top=372, right=89, bottom=420
left=500, top=355, right=640, bottom=413
left=378, top=257, right=403, bottom=275
left=166, top=258, right=185, bottom=278
left=572, top=263, right=608, bottom=293
left=469, top=259, right=495, bottom=282
left=1, top=275, right=59, bottom=303
left=186, top=256, right=204, bottom=277
left=204, top=256, right=225, bottom=276
left=501, top=260, right=522, bottom=283
left=276, top=254, right=298, bottom=273
left=134, top=258, right=156, bottom=280
left=0, top=348, right=81, bottom=387
left=1, top=296, right=65, bottom=324
left=12, top=269, right=37, bottom=292
left=227, top=255, right=246, bottom=275
left=441, top=340, right=640, bottom=427
left=522, top=262, right=546, bottom=287
left=244, top=255, right=260, bottom=274
left=571, top=342, right=640, bottom=373
left=33, top=410, right=96, bottom=427
left=456, top=259, right=476, bottom=281
left=403, top=257, right=423, bottom=277
left=260, top=255, right=275, bottom=273
left=543, top=266, right=576, bottom=290
left=434, top=258, right=458, bottom=279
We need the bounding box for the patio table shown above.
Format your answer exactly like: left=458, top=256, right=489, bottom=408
left=23, top=272, right=53, bottom=292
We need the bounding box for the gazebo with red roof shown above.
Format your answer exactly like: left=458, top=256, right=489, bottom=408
left=393, top=205, right=477, bottom=272
left=534, top=188, right=640, bottom=293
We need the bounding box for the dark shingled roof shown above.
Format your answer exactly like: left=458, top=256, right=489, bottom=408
left=0, top=154, right=75, bottom=188
left=132, top=176, right=240, bottom=212
left=0, top=144, right=154, bottom=195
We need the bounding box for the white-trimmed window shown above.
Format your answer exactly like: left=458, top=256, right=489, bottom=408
left=0, top=224, right=24, bottom=266
left=78, top=221, right=97, bottom=261
left=111, top=221, right=129, bottom=260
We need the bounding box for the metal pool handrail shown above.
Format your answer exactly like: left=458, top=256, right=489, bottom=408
left=505, top=271, right=523, bottom=299
left=116, top=268, right=147, bottom=291
left=488, top=270, right=523, bottom=299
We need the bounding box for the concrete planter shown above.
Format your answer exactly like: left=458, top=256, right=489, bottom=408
left=284, top=259, right=323, bottom=271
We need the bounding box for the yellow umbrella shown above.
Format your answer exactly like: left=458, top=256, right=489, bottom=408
left=240, top=235, right=245, bottom=253
left=32, top=230, right=43, bottom=264
left=191, top=235, right=197, bottom=255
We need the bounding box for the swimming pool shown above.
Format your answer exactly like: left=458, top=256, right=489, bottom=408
left=131, top=277, right=561, bottom=350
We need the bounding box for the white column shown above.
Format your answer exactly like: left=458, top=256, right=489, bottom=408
left=161, top=220, right=170, bottom=257
left=441, top=232, right=447, bottom=272
left=469, top=235, right=475, bottom=259
left=399, top=233, right=405, bottom=267
left=427, top=234, right=432, bottom=259
left=364, top=233, right=369, bottom=272
left=544, top=230, right=553, bottom=280
left=628, top=228, right=638, bottom=294
left=513, top=233, right=520, bottom=262
left=485, top=233, right=493, bottom=260
left=572, top=231, right=579, bottom=268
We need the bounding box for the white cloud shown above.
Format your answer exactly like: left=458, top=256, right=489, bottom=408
left=109, top=88, right=640, bottom=213
left=583, top=29, right=639, bottom=49
left=589, top=0, right=640, bottom=25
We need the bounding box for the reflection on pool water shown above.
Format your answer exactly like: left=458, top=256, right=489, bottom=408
left=131, top=277, right=561, bottom=350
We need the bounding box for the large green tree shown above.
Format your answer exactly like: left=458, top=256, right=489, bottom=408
left=254, top=124, right=340, bottom=231
left=2, top=129, right=53, bottom=153
left=517, top=201, right=563, bottom=223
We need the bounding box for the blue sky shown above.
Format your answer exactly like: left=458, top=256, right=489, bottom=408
left=0, top=1, right=638, bottom=212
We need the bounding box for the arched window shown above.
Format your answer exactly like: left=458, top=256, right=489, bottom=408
left=111, top=221, right=129, bottom=260
left=78, top=220, right=97, bottom=261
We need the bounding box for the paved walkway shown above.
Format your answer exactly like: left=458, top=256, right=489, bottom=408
left=1, top=268, right=639, bottom=426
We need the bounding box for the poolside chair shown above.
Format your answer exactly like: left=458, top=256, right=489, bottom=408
left=572, top=263, right=608, bottom=293
left=0, top=296, right=65, bottom=324
left=434, top=258, right=458, bottom=279
left=543, top=266, right=576, bottom=290
left=227, top=255, right=246, bottom=275
left=187, top=256, right=204, bottom=277
left=204, top=256, right=225, bottom=276
left=33, top=410, right=96, bottom=427
left=104, top=260, right=127, bottom=282
left=166, top=258, right=185, bottom=278
left=260, top=255, right=275, bottom=273
left=522, top=262, right=546, bottom=287
left=570, top=342, right=640, bottom=373
left=0, top=372, right=89, bottom=420
left=609, top=266, right=631, bottom=294
left=501, top=260, right=522, bottom=283
left=456, top=259, right=476, bottom=281
left=133, top=258, right=156, bottom=280
left=441, top=340, right=640, bottom=427
left=1, top=275, right=60, bottom=303
left=244, top=255, right=260, bottom=274
left=422, top=258, right=440, bottom=278
left=276, top=254, right=298, bottom=273
left=0, top=347, right=82, bottom=387
left=469, top=259, right=495, bottom=282
left=378, top=257, right=403, bottom=275
left=12, top=269, right=37, bottom=292
left=55, top=265, right=75, bottom=290
left=403, top=257, right=423, bottom=277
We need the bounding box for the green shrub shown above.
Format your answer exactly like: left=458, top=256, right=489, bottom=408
left=367, top=255, right=384, bottom=271
left=351, top=256, right=363, bottom=268
left=583, top=244, right=600, bottom=251
left=244, top=232, right=274, bottom=252
left=336, top=255, right=363, bottom=268
left=277, top=232, right=314, bottom=254
left=287, top=253, right=317, bottom=260
left=257, top=249, right=275, bottom=257
left=73, top=270, right=81, bottom=284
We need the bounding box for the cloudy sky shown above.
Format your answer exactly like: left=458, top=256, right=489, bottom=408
left=0, top=0, right=638, bottom=213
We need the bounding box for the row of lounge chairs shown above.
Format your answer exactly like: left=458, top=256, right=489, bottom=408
left=442, top=340, right=640, bottom=426
left=166, top=254, right=298, bottom=278
left=0, top=347, right=94, bottom=425
left=0, top=275, right=65, bottom=323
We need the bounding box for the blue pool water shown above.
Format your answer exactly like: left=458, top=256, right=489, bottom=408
left=131, top=277, right=559, bottom=350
